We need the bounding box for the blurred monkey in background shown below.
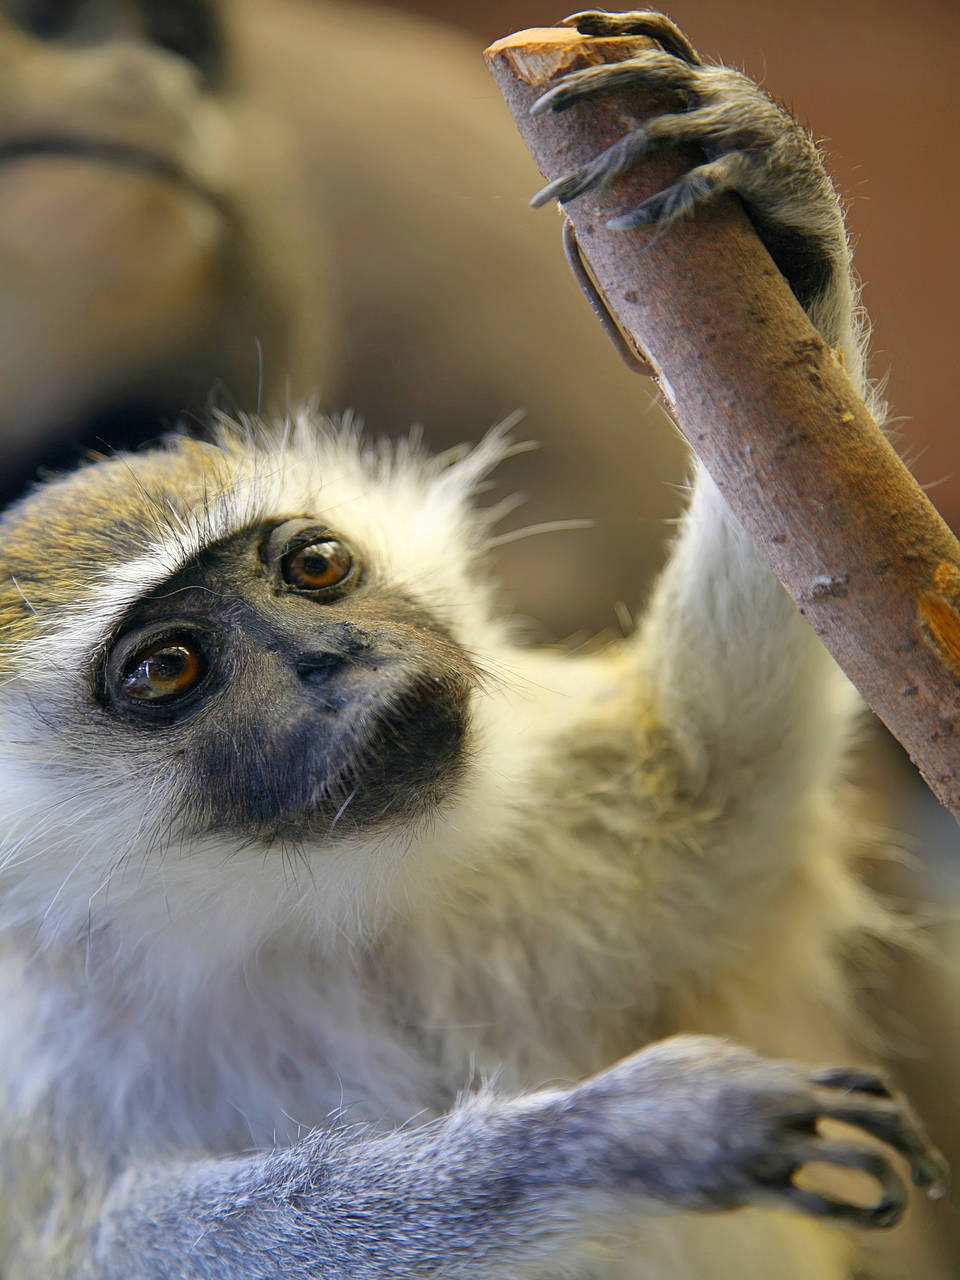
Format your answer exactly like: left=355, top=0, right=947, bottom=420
left=0, top=0, right=687, bottom=635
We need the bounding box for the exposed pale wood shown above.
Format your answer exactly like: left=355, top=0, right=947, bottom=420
left=485, top=25, right=960, bottom=822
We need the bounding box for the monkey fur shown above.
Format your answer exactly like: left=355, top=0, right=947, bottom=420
left=0, top=11, right=947, bottom=1280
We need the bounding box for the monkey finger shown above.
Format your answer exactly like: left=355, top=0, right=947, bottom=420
left=558, top=10, right=703, bottom=65
left=605, top=154, right=752, bottom=231
left=772, top=1138, right=908, bottom=1221
left=814, top=1098, right=949, bottom=1195
left=809, top=1066, right=893, bottom=1098
left=530, top=53, right=698, bottom=119
left=782, top=1185, right=904, bottom=1230
left=530, top=128, right=659, bottom=208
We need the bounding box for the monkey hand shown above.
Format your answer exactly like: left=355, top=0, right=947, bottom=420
left=531, top=11, right=849, bottom=325
left=561, top=1034, right=948, bottom=1227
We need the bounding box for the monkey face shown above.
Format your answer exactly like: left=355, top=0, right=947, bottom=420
left=0, top=417, right=527, bottom=950
left=96, top=518, right=476, bottom=838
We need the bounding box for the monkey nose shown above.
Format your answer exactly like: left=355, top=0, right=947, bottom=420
left=295, top=651, right=352, bottom=685
left=294, top=624, right=374, bottom=684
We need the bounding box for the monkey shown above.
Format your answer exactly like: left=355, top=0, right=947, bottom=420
left=0, top=9, right=949, bottom=1280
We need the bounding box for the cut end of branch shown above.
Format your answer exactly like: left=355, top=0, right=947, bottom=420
left=483, top=27, right=656, bottom=89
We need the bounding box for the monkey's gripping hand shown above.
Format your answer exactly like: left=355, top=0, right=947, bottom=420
left=531, top=11, right=853, bottom=354
left=90, top=1037, right=945, bottom=1279
left=563, top=1036, right=946, bottom=1224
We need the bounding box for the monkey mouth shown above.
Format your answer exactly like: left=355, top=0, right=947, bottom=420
left=287, top=675, right=471, bottom=840
left=193, top=669, right=473, bottom=843
left=0, top=135, right=221, bottom=206
left=315, top=675, right=470, bottom=831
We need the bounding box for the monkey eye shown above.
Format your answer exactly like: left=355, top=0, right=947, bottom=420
left=281, top=538, right=353, bottom=593
left=261, top=520, right=359, bottom=597
left=118, top=635, right=209, bottom=705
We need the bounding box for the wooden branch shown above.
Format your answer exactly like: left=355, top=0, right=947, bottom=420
left=485, top=25, right=960, bottom=823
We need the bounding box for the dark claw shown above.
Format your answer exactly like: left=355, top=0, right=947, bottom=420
left=809, top=1066, right=893, bottom=1098
left=530, top=157, right=611, bottom=209
left=606, top=187, right=688, bottom=231
left=558, top=10, right=703, bottom=65
left=786, top=1186, right=905, bottom=1230
left=530, top=132, right=650, bottom=209
left=817, top=1099, right=949, bottom=1196
left=606, top=209, right=655, bottom=230
left=756, top=1136, right=909, bottom=1231
left=604, top=158, right=733, bottom=230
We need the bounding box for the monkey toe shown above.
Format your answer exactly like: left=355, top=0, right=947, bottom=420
left=558, top=10, right=702, bottom=65
left=531, top=51, right=697, bottom=118
left=530, top=126, right=657, bottom=208
left=605, top=153, right=751, bottom=230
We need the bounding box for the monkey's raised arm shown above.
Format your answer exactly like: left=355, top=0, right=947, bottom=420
left=493, top=15, right=879, bottom=827
left=489, top=12, right=960, bottom=821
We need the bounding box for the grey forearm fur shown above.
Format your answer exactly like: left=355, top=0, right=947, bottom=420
left=90, top=1092, right=594, bottom=1279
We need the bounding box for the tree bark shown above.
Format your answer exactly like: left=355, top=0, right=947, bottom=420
left=485, top=24, right=960, bottom=823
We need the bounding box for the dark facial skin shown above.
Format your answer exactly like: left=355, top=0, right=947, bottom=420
left=96, top=519, right=477, bottom=841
